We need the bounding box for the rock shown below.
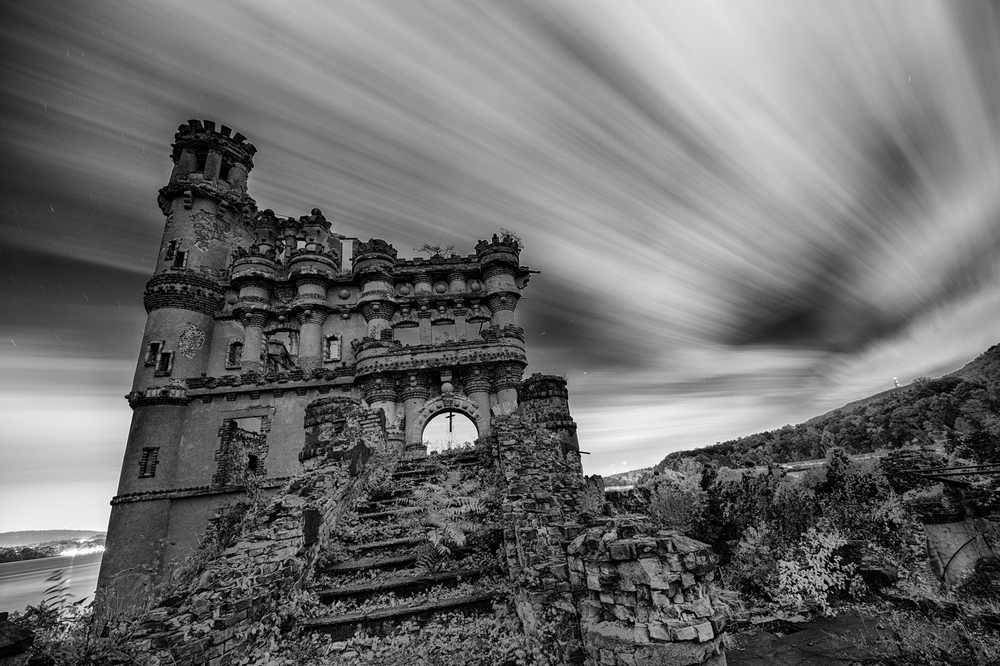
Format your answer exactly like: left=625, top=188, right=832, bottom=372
left=859, top=565, right=899, bottom=591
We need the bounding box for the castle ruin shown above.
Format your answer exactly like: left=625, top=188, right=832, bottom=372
left=98, top=121, right=727, bottom=665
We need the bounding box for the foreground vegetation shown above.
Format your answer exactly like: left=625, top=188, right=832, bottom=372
left=627, top=444, right=1000, bottom=664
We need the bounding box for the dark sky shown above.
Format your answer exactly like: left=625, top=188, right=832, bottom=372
left=2, top=1, right=1000, bottom=531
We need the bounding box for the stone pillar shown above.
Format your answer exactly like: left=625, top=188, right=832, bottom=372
left=402, top=374, right=430, bottom=454
left=240, top=312, right=267, bottom=373
left=493, top=362, right=523, bottom=414
left=362, top=376, right=399, bottom=451
left=417, top=307, right=432, bottom=344
left=464, top=367, right=492, bottom=439
left=296, top=309, right=329, bottom=372
left=454, top=301, right=468, bottom=340
left=487, top=293, right=516, bottom=328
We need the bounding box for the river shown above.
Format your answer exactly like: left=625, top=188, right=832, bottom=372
left=0, top=552, right=103, bottom=613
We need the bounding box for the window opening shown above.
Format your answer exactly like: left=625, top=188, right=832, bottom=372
left=144, top=341, right=163, bottom=366
left=226, top=340, right=244, bottom=369
left=213, top=416, right=267, bottom=487
left=139, top=447, right=159, bottom=478
left=164, top=240, right=177, bottom=261
left=218, top=162, right=231, bottom=182
left=431, top=323, right=457, bottom=344
left=172, top=250, right=188, bottom=269
left=393, top=325, right=420, bottom=346
left=195, top=152, right=208, bottom=173
left=422, top=410, right=478, bottom=454
left=154, top=351, right=174, bottom=376
left=323, top=334, right=341, bottom=362
left=265, top=331, right=296, bottom=372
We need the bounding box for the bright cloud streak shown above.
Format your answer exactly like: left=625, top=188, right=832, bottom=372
left=1, top=1, right=1000, bottom=530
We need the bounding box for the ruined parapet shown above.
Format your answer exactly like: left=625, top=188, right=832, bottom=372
left=301, top=396, right=385, bottom=467
left=519, top=373, right=580, bottom=461
left=493, top=415, right=589, bottom=663
left=568, top=522, right=727, bottom=666
left=108, top=402, right=384, bottom=665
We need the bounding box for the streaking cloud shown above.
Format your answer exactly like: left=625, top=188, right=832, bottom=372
left=1, top=1, right=999, bottom=527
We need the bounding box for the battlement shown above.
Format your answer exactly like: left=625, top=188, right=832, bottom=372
left=353, top=238, right=399, bottom=261
left=171, top=119, right=257, bottom=163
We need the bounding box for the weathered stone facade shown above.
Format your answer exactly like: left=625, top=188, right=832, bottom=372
left=100, top=121, right=727, bottom=665
left=101, top=120, right=532, bottom=597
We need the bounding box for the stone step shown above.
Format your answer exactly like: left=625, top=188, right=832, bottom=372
left=317, top=565, right=500, bottom=604
left=367, top=486, right=417, bottom=503
left=391, top=467, right=440, bottom=481
left=300, top=591, right=500, bottom=640
left=348, top=536, right=422, bottom=554
left=321, top=552, right=418, bottom=575
left=320, top=546, right=477, bottom=576
left=356, top=507, right=421, bottom=522
left=393, top=452, right=483, bottom=475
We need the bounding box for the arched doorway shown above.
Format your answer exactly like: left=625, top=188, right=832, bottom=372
left=408, top=393, right=485, bottom=452
left=422, top=410, right=478, bottom=454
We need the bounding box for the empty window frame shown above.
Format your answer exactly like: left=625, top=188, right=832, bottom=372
left=172, top=250, right=188, bottom=269
left=144, top=341, right=164, bottom=366
left=226, top=340, right=244, bottom=369
left=139, top=447, right=159, bottom=478
left=323, top=334, right=341, bottom=362
left=393, top=326, right=420, bottom=347
left=154, top=351, right=174, bottom=376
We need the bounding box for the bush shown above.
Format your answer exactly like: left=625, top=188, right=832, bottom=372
left=774, top=523, right=854, bottom=614
left=647, top=471, right=706, bottom=534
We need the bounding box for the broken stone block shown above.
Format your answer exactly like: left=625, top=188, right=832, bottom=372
left=609, top=540, right=633, bottom=561
left=647, top=622, right=670, bottom=642
left=694, top=621, right=714, bottom=642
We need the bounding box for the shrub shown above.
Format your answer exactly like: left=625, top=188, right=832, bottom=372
left=774, top=522, right=854, bottom=614
left=647, top=470, right=706, bottom=534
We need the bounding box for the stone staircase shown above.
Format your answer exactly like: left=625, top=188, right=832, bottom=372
left=299, top=447, right=505, bottom=642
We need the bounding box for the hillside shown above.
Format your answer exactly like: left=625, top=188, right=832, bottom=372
left=0, top=530, right=105, bottom=548
left=656, top=344, right=1000, bottom=471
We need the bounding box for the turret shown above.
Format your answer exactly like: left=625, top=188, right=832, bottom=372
left=475, top=232, right=528, bottom=330
left=137, top=121, right=258, bottom=386
left=353, top=239, right=399, bottom=340
left=101, top=122, right=259, bottom=603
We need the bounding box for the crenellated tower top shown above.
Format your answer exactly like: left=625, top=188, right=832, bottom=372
left=157, top=119, right=258, bottom=215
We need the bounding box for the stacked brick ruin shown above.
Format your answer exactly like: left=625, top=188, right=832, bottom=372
left=568, top=525, right=727, bottom=666
left=104, top=379, right=728, bottom=665
left=104, top=402, right=385, bottom=665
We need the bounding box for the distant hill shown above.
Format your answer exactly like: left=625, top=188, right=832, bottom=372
left=0, top=530, right=105, bottom=548
left=656, top=344, right=1000, bottom=471
left=603, top=468, right=652, bottom=487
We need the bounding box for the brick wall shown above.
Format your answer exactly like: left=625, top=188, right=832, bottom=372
left=568, top=523, right=727, bottom=666
left=109, top=404, right=386, bottom=665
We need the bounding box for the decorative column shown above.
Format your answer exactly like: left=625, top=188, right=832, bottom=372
left=362, top=376, right=400, bottom=451
left=417, top=304, right=432, bottom=344
left=353, top=239, right=398, bottom=340
left=402, top=372, right=430, bottom=454
left=464, top=367, right=492, bottom=438
left=296, top=309, right=329, bottom=372
left=476, top=234, right=522, bottom=329
left=240, top=312, right=268, bottom=373
left=493, top=362, right=524, bottom=415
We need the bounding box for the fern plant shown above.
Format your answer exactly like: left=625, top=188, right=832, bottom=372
left=404, top=471, right=485, bottom=572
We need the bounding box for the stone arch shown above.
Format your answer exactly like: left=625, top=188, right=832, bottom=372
left=408, top=394, right=487, bottom=448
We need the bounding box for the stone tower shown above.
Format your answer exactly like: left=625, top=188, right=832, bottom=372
left=98, top=121, right=533, bottom=595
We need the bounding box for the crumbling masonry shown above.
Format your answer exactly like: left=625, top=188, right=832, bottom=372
left=99, top=121, right=727, bottom=665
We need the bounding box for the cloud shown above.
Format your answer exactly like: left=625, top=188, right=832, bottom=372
left=1, top=0, right=1000, bottom=502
